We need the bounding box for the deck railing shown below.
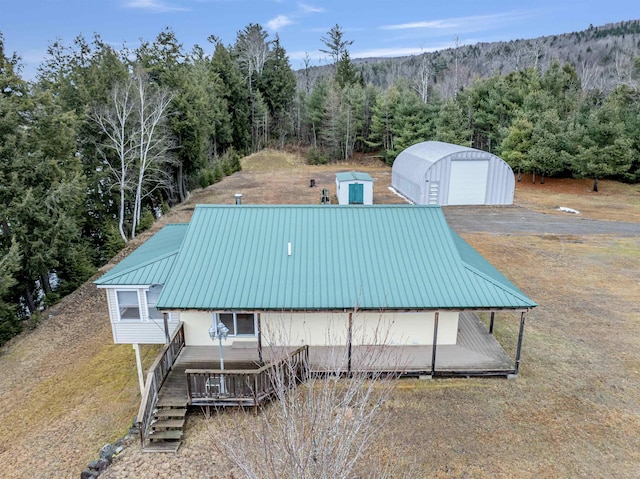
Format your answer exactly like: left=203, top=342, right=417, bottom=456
left=136, top=323, right=185, bottom=446
left=186, top=345, right=309, bottom=407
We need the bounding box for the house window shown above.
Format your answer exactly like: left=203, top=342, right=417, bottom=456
left=217, top=313, right=257, bottom=336
left=117, top=291, right=140, bottom=320
left=146, top=289, right=169, bottom=321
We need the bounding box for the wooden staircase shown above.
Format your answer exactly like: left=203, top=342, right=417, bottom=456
left=143, top=397, right=188, bottom=453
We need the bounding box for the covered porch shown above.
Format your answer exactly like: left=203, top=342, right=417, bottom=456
left=157, top=311, right=521, bottom=407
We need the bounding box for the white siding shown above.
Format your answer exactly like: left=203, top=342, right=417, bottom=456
left=105, top=287, right=180, bottom=344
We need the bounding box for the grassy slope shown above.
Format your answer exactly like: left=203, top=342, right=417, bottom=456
left=1, top=150, right=639, bottom=478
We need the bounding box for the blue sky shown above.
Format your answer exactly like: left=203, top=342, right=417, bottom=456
left=1, top=0, right=638, bottom=80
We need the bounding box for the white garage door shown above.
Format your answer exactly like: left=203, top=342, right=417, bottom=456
left=448, top=160, right=489, bottom=205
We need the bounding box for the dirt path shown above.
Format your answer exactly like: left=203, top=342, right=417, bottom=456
left=444, top=205, right=640, bottom=236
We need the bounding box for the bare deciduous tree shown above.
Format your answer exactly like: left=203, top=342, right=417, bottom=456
left=130, top=69, right=175, bottom=238
left=414, top=53, right=430, bottom=104
left=209, top=314, right=409, bottom=479
left=94, top=79, right=137, bottom=243
left=95, top=68, right=175, bottom=242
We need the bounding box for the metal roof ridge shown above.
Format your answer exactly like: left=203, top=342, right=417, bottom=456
left=94, top=250, right=179, bottom=285
left=443, top=224, right=536, bottom=307
left=461, top=263, right=537, bottom=307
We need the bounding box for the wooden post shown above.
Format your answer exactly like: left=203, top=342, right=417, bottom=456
left=163, top=312, right=170, bottom=344
left=347, top=312, right=353, bottom=373
left=514, top=312, right=527, bottom=374
left=431, top=312, right=439, bottom=376
left=489, top=312, right=495, bottom=334
left=257, top=313, right=263, bottom=365
left=133, top=344, right=145, bottom=396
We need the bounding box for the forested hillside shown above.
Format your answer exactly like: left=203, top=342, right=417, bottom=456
left=1, top=19, right=639, bottom=344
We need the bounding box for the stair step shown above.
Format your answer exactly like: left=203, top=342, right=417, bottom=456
left=143, top=441, right=181, bottom=453
left=153, top=419, right=185, bottom=429
left=154, top=408, right=187, bottom=418
left=148, top=430, right=183, bottom=441
left=157, top=397, right=188, bottom=408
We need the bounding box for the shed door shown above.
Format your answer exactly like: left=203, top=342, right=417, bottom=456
left=349, top=183, right=364, bottom=204
left=448, top=160, right=489, bottom=205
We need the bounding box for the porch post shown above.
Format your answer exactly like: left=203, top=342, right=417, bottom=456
left=163, top=312, right=170, bottom=344
left=489, top=312, right=495, bottom=334
left=133, top=343, right=145, bottom=395
left=514, top=312, right=527, bottom=374
left=257, top=313, right=263, bottom=365
left=347, top=312, right=353, bottom=373
left=431, top=312, right=439, bottom=376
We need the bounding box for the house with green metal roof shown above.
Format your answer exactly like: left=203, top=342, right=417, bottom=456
left=95, top=203, right=536, bottom=449
left=96, top=204, right=535, bottom=385
left=335, top=171, right=373, bottom=204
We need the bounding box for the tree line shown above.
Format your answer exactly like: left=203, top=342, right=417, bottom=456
left=1, top=22, right=639, bottom=344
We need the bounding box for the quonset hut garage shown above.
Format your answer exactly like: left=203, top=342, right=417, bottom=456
left=391, top=141, right=515, bottom=205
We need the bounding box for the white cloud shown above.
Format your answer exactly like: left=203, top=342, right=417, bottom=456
left=381, top=11, right=541, bottom=34
left=382, top=20, right=458, bottom=30
left=299, top=3, right=324, bottom=14
left=123, top=0, right=188, bottom=13
left=353, top=46, right=429, bottom=59
left=267, top=15, right=294, bottom=31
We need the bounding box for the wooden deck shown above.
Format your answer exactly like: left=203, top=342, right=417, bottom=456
left=156, top=313, right=514, bottom=407
left=308, top=312, right=513, bottom=375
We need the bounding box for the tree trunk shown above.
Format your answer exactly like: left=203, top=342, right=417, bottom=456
left=531, top=171, right=536, bottom=184
left=24, top=286, right=37, bottom=315
left=517, top=169, right=522, bottom=182
left=541, top=174, right=545, bottom=184
left=177, top=163, right=185, bottom=203
left=118, top=185, right=127, bottom=243
left=593, top=177, right=599, bottom=192
left=40, top=272, right=53, bottom=296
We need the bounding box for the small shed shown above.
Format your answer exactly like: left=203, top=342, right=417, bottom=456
left=335, top=172, right=373, bottom=205
left=392, top=141, right=515, bottom=205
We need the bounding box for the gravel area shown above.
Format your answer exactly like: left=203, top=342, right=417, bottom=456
left=443, top=205, right=640, bottom=236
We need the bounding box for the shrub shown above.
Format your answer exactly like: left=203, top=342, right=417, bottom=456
left=307, top=148, right=329, bottom=165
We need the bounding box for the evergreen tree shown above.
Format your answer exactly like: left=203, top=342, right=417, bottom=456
left=210, top=40, right=251, bottom=153
left=320, top=24, right=353, bottom=71
left=259, top=36, right=296, bottom=147
left=434, top=99, right=472, bottom=146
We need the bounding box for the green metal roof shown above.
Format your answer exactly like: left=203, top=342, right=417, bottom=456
left=94, top=224, right=188, bottom=286
left=336, top=171, right=373, bottom=182
left=156, top=205, right=536, bottom=311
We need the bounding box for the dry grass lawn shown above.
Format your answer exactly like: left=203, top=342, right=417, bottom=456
left=1, top=149, right=639, bottom=478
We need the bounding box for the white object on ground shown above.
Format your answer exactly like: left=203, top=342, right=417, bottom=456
left=557, top=206, right=580, bottom=214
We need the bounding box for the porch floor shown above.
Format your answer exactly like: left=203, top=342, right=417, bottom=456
left=157, top=312, right=514, bottom=406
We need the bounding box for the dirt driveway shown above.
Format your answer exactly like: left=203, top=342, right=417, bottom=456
left=444, top=205, right=640, bottom=236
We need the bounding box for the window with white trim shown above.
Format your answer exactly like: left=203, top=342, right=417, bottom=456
left=116, top=290, right=141, bottom=320
left=217, top=313, right=257, bottom=336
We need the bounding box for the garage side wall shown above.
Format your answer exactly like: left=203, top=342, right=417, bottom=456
left=391, top=152, right=431, bottom=204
